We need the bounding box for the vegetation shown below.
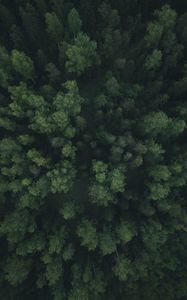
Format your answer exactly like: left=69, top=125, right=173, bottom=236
left=0, top=0, right=187, bottom=299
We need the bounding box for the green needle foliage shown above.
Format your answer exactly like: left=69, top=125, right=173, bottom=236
left=0, top=1, right=187, bottom=299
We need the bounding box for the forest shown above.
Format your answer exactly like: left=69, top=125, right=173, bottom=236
left=0, top=0, right=187, bottom=299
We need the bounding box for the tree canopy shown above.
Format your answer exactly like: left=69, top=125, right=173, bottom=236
left=0, top=1, right=187, bottom=299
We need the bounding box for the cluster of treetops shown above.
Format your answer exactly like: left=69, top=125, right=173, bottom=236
left=0, top=0, right=187, bottom=299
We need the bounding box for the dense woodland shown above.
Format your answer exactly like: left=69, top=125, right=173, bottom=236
left=0, top=0, right=187, bottom=299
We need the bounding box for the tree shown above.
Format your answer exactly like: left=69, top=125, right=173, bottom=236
left=0, top=46, right=11, bottom=87
left=4, top=255, right=32, bottom=286
left=144, top=49, right=162, bottom=70
left=66, top=32, right=97, bottom=76
left=113, top=256, right=133, bottom=281
left=77, top=219, right=98, bottom=250
left=116, top=220, right=136, bottom=244
left=11, top=50, right=34, bottom=80
left=68, top=8, right=82, bottom=37
left=0, top=1, right=187, bottom=300
left=99, top=227, right=117, bottom=255
left=45, top=12, right=63, bottom=43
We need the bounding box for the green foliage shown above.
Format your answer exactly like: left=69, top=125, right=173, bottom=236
left=66, top=32, right=97, bottom=76
left=109, top=168, right=126, bottom=193
left=145, top=49, right=162, bottom=70
left=60, top=200, right=77, bottom=220
left=116, top=221, right=136, bottom=244
left=89, top=183, right=114, bottom=206
left=4, top=255, right=32, bottom=286
left=0, top=1, right=187, bottom=299
left=113, top=256, right=133, bottom=281
left=68, top=8, right=82, bottom=36
left=154, top=4, right=177, bottom=30
left=143, top=111, right=169, bottom=136
left=45, top=12, right=63, bottom=43
left=0, top=209, right=36, bottom=243
left=92, top=160, right=108, bottom=183
left=16, top=233, right=46, bottom=256
left=11, top=50, right=34, bottom=80
left=47, top=161, right=76, bottom=193
left=77, top=219, right=98, bottom=251
left=0, top=46, right=11, bottom=87
left=145, top=22, right=163, bottom=48
left=99, top=228, right=117, bottom=255
left=45, top=63, right=61, bottom=84
left=89, top=161, right=126, bottom=206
